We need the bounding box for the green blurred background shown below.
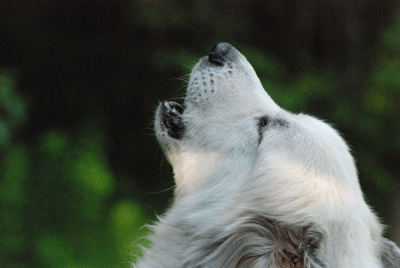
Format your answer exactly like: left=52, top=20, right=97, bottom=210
left=0, top=0, right=399, bottom=267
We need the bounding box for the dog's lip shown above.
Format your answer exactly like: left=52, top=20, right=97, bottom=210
left=162, top=101, right=184, bottom=116
left=160, top=101, right=185, bottom=139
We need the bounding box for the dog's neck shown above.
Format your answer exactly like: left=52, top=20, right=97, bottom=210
left=171, top=149, right=254, bottom=198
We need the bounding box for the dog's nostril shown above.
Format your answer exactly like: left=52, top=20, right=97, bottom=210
left=208, top=43, right=232, bottom=65
left=208, top=52, right=224, bottom=66
left=208, top=42, right=233, bottom=66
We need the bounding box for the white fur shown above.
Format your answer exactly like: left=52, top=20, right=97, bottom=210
left=133, top=44, right=399, bottom=268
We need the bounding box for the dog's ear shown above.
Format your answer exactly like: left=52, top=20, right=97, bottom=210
left=381, top=237, right=400, bottom=268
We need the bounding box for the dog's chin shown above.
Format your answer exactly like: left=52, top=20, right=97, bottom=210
left=158, top=101, right=185, bottom=139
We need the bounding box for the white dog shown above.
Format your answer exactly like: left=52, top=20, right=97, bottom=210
left=134, top=43, right=400, bottom=267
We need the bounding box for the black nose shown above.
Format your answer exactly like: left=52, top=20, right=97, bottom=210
left=208, top=43, right=236, bottom=66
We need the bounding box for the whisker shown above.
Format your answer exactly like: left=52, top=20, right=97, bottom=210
left=182, top=63, right=194, bottom=70
left=169, top=76, right=189, bottom=83
left=140, top=185, right=175, bottom=195
left=152, top=146, right=160, bottom=163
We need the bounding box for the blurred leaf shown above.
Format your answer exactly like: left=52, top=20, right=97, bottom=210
left=0, top=69, right=26, bottom=147
left=40, top=131, right=68, bottom=156
left=1, top=145, right=28, bottom=205
left=0, top=145, right=29, bottom=263
left=74, top=150, right=115, bottom=197
left=110, top=200, right=149, bottom=263
left=37, top=233, right=75, bottom=267
left=381, top=10, right=400, bottom=52
left=363, top=89, right=389, bottom=114
left=373, top=58, right=400, bottom=91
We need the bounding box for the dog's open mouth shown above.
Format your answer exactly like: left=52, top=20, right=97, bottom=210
left=160, top=101, right=185, bottom=139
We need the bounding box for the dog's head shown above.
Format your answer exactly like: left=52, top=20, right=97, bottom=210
left=155, top=43, right=359, bottom=199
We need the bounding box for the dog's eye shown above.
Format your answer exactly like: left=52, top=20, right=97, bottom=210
left=257, top=116, right=269, bottom=145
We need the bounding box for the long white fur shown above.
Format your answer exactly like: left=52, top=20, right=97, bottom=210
left=133, top=45, right=399, bottom=268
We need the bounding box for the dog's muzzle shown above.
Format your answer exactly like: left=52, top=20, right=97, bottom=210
left=159, top=43, right=237, bottom=140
